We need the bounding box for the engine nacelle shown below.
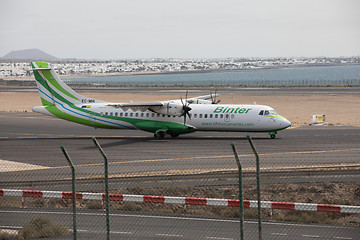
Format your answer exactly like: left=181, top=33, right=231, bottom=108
left=149, top=102, right=184, bottom=116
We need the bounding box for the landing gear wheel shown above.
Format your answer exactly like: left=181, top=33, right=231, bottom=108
left=270, top=134, right=276, bottom=139
left=154, top=131, right=166, bottom=139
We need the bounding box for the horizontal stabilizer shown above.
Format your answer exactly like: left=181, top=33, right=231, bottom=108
left=32, top=68, right=52, bottom=71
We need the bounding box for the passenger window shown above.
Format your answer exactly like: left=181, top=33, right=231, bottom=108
left=199, top=114, right=203, bottom=118
left=125, top=113, right=128, bottom=117
left=135, top=113, right=139, bottom=117
left=141, top=113, right=144, bottom=117
left=231, top=114, right=235, bottom=119
left=204, top=114, right=208, bottom=118
left=194, top=114, right=197, bottom=118
left=100, top=112, right=104, bottom=116
left=215, top=114, right=218, bottom=119
left=225, top=114, right=229, bottom=119
left=130, top=113, right=133, bottom=117
left=105, top=112, right=108, bottom=116
left=115, top=112, right=118, bottom=117
left=209, top=114, right=213, bottom=118
left=220, top=114, right=223, bottom=118
left=110, top=112, right=113, bottom=116
left=120, top=112, right=123, bottom=117
left=259, top=110, right=264, bottom=115
left=152, top=113, right=155, bottom=117
left=157, top=114, right=160, bottom=117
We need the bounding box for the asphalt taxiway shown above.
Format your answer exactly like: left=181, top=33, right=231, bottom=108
left=1, top=112, right=359, bottom=191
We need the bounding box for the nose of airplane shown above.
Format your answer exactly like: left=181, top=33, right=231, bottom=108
left=280, top=117, right=291, bottom=129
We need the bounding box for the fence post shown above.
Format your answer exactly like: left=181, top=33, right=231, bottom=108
left=246, top=135, right=262, bottom=240
left=60, top=145, right=77, bottom=240
left=92, top=137, right=110, bottom=240
left=231, top=142, right=244, bottom=240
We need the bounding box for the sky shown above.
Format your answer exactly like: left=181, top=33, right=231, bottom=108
left=0, top=0, right=359, bottom=59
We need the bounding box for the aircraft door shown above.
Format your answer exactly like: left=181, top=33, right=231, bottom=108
left=89, top=112, right=96, bottom=128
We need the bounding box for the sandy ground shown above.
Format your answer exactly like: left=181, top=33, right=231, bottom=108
left=0, top=91, right=359, bottom=126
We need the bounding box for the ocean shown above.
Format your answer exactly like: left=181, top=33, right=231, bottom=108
left=64, top=65, right=360, bottom=87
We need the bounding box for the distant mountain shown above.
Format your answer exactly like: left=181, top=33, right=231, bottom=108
left=2, top=48, right=58, bottom=60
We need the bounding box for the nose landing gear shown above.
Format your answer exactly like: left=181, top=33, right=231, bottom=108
left=268, top=131, right=277, bottom=139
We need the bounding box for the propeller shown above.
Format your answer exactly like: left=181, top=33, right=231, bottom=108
left=210, top=89, right=221, bottom=104
left=180, top=89, right=192, bottom=126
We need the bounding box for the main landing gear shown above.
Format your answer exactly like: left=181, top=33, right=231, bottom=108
left=154, top=130, right=179, bottom=139
left=154, top=131, right=166, bottom=139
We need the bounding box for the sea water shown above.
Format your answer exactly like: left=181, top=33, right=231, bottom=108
left=64, top=65, right=360, bottom=87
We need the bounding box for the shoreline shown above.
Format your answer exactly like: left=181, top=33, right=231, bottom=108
left=2, top=63, right=360, bottom=81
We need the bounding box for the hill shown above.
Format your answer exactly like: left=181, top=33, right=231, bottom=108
left=2, top=48, right=57, bottom=60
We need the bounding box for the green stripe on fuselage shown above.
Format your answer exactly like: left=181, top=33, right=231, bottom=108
left=42, top=96, right=192, bottom=133
left=265, top=115, right=289, bottom=121
left=43, top=100, right=117, bottom=129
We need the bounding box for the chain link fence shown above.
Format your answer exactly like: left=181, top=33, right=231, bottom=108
left=1, top=133, right=359, bottom=239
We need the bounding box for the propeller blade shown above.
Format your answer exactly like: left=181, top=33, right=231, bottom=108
left=186, top=111, right=191, bottom=120
left=181, top=89, right=192, bottom=126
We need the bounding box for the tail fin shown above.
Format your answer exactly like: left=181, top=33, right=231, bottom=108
left=31, top=62, right=105, bottom=107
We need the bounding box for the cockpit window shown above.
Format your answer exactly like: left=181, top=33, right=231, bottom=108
left=263, top=110, right=278, bottom=116
left=269, top=110, right=278, bottom=115
left=259, top=110, right=264, bottom=115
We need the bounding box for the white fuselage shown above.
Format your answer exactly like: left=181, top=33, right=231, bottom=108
left=54, top=103, right=291, bottom=133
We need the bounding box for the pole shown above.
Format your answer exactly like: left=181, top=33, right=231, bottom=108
left=92, top=137, right=110, bottom=240
left=246, top=135, right=262, bottom=240
left=60, top=146, right=77, bottom=240
left=231, top=142, right=244, bottom=240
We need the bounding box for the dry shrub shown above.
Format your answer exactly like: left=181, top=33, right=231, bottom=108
left=18, top=217, right=69, bottom=239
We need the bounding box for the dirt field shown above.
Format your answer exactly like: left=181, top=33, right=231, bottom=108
left=1, top=90, right=359, bottom=126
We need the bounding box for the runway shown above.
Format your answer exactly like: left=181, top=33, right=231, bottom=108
left=1, top=112, right=359, bottom=192
left=1, top=112, right=359, bottom=238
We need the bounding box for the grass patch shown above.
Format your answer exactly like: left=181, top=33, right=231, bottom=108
left=18, top=217, right=69, bottom=239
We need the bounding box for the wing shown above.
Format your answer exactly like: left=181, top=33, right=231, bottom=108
left=107, top=102, right=164, bottom=112
left=106, top=93, right=220, bottom=114
left=186, top=93, right=220, bottom=104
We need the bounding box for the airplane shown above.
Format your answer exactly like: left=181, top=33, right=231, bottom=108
left=31, top=61, right=291, bottom=139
